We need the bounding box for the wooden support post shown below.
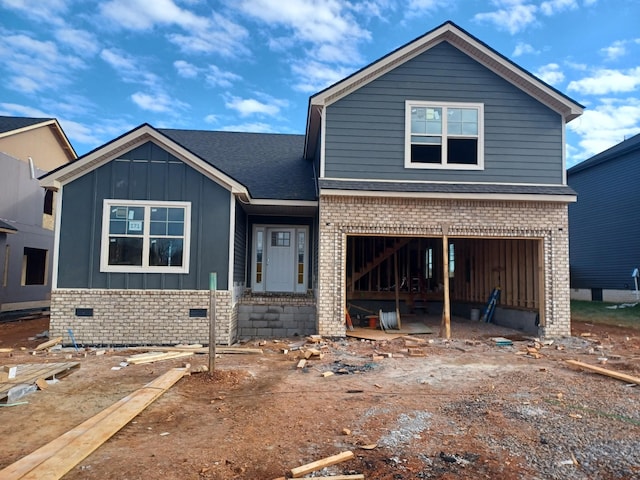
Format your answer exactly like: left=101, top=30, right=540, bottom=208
left=209, top=272, right=217, bottom=374
left=441, top=224, right=451, bottom=339
left=393, top=250, right=401, bottom=329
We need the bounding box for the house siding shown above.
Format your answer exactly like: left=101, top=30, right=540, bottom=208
left=234, top=200, right=247, bottom=285
left=324, top=41, right=563, bottom=184
left=57, top=141, right=231, bottom=290
left=569, top=149, right=640, bottom=294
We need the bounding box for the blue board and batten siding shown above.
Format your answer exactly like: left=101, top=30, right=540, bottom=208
left=57, top=141, right=231, bottom=290
left=569, top=151, right=640, bottom=291
left=233, top=200, right=247, bottom=285
left=324, top=41, right=563, bottom=184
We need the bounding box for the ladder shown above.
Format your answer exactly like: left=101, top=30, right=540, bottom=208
left=481, top=287, right=501, bottom=323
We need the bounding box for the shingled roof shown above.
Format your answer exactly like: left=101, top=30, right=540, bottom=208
left=0, top=116, right=53, bottom=135
left=159, top=129, right=316, bottom=201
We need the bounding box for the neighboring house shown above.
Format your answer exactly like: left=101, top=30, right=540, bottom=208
left=568, top=133, right=640, bottom=302
left=0, top=116, right=76, bottom=315
left=40, top=21, right=583, bottom=345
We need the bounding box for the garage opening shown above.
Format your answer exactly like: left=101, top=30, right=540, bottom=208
left=345, top=236, right=543, bottom=335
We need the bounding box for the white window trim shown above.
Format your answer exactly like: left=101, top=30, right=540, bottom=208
left=100, top=199, right=191, bottom=274
left=404, top=100, right=484, bottom=170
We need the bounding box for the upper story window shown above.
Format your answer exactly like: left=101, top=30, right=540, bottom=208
left=405, top=101, right=484, bottom=170
left=100, top=200, right=190, bottom=274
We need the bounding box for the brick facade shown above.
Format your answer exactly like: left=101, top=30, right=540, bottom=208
left=50, top=289, right=237, bottom=346
left=318, top=195, right=571, bottom=338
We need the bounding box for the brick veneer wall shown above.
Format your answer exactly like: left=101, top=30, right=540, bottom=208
left=318, top=195, right=571, bottom=338
left=49, top=289, right=236, bottom=346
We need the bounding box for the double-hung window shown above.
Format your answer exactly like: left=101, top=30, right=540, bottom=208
left=100, top=200, right=190, bottom=273
left=405, top=101, right=483, bottom=169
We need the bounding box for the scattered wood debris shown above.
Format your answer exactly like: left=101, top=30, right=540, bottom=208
left=290, top=450, right=355, bottom=478
left=296, top=359, right=307, bottom=369
left=566, top=359, right=640, bottom=385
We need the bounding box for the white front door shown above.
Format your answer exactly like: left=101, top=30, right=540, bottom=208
left=265, top=228, right=295, bottom=292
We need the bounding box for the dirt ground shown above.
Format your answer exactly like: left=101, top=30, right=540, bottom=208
left=1, top=315, right=639, bottom=480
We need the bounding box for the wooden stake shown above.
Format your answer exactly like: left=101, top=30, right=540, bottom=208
left=209, top=272, right=217, bottom=375
left=441, top=225, right=451, bottom=339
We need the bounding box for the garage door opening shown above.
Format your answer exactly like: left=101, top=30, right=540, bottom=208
left=345, top=235, right=543, bottom=336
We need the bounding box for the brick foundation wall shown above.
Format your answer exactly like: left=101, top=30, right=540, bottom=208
left=237, top=293, right=317, bottom=338
left=50, top=289, right=236, bottom=346
left=318, top=195, right=571, bottom=338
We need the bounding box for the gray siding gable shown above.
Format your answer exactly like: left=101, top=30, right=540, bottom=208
left=324, top=41, right=564, bottom=185
left=57, top=141, right=231, bottom=290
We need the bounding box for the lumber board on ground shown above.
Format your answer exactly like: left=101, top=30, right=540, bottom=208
left=566, top=360, right=640, bottom=384
left=126, top=351, right=194, bottom=364
left=123, top=346, right=263, bottom=354
left=293, top=476, right=364, bottom=480
left=34, top=337, right=63, bottom=351
left=0, top=368, right=185, bottom=480
left=291, top=451, right=355, bottom=478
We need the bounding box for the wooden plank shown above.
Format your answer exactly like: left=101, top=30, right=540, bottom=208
left=441, top=228, right=450, bottom=339
left=124, top=346, right=263, bottom=355
left=298, top=475, right=364, bottom=480
left=291, top=451, right=355, bottom=478
left=34, top=337, right=63, bottom=351
left=566, top=360, right=640, bottom=384
left=0, top=368, right=185, bottom=480
left=1, top=363, right=80, bottom=401
left=526, top=240, right=535, bottom=308
left=537, top=238, right=546, bottom=326
left=127, top=351, right=194, bottom=365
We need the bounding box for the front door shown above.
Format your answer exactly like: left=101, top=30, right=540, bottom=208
left=265, top=228, right=295, bottom=292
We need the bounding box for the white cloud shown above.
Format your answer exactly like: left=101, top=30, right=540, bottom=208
left=568, top=97, right=640, bottom=161
left=512, top=42, right=537, bottom=57
left=0, top=33, right=85, bottom=93
left=568, top=67, right=640, bottom=95
left=224, top=95, right=284, bottom=117
left=0, top=102, right=50, bottom=118
left=535, top=63, right=565, bottom=85
left=100, top=48, right=160, bottom=88
left=599, top=40, right=637, bottom=61
left=204, top=114, right=218, bottom=124
left=131, top=91, right=189, bottom=113
left=474, top=1, right=538, bottom=34
left=0, top=0, right=69, bottom=25
left=204, top=65, right=242, bottom=88
left=174, top=60, right=199, bottom=78
left=290, top=59, right=354, bottom=93
left=55, top=28, right=99, bottom=56
left=405, top=0, right=448, bottom=18
left=99, top=0, right=208, bottom=31
left=539, top=0, right=577, bottom=16
left=167, top=12, right=250, bottom=57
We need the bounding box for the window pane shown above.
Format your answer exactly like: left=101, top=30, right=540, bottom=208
left=168, top=208, right=184, bottom=222
left=412, top=144, right=442, bottom=163
left=167, top=222, right=184, bottom=236
left=271, top=231, right=290, bottom=247
left=150, top=221, right=167, bottom=235
left=109, top=219, right=126, bottom=234
left=128, top=207, right=144, bottom=221
left=150, top=207, right=167, bottom=222
left=127, top=219, right=144, bottom=234
left=109, top=237, right=143, bottom=265
left=411, top=107, right=427, bottom=134
left=448, top=138, right=478, bottom=164
left=411, top=136, right=441, bottom=145
left=149, top=238, right=183, bottom=267
left=461, top=109, right=477, bottom=122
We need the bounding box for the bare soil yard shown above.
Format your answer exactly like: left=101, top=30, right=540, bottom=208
left=1, top=316, right=639, bottom=479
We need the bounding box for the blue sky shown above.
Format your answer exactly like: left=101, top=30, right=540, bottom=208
left=1, top=0, right=639, bottom=167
